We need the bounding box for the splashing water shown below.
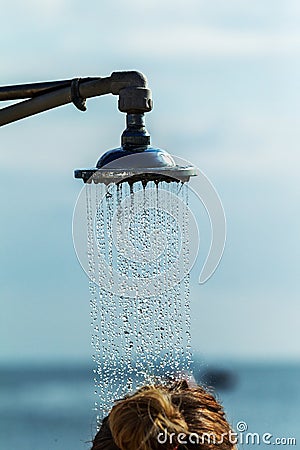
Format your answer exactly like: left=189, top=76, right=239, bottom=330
left=86, top=180, right=192, bottom=420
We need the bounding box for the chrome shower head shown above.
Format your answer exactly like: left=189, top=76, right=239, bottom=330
left=74, top=113, right=197, bottom=185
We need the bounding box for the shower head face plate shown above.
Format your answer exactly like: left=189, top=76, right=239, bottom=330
left=74, top=146, right=198, bottom=184
left=74, top=166, right=198, bottom=185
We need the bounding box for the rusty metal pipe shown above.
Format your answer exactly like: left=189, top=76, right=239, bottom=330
left=0, top=71, right=152, bottom=127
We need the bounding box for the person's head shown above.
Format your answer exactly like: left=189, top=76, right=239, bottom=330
left=91, top=381, right=237, bottom=450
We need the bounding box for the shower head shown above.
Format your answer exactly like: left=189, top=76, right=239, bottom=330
left=74, top=113, right=198, bottom=185
left=0, top=70, right=197, bottom=185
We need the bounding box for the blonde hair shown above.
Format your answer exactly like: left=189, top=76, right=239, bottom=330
left=109, top=386, right=188, bottom=450
left=92, top=382, right=237, bottom=450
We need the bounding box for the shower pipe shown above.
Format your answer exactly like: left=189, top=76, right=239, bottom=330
left=0, top=70, right=197, bottom=184
left=0, top=71, right=152, bottom=127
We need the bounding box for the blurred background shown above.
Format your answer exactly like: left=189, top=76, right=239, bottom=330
left=0, top=0, right=299, bottom=448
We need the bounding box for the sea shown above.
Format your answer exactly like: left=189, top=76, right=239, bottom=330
left=0, top=360, right=299, bottom=450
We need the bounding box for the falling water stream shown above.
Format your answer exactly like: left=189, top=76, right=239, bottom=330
left=86, top=180, right=192, bottom=419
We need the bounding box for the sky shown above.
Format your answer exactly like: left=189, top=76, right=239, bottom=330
left=0, top=0, right=299, bottom=364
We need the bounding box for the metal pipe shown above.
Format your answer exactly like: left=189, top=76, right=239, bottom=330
left=0, top=70, right=197, bottom=185
left=0, top=71, right=152, bottom=127
left=0, top=77, right=112, bottom=127
left=0, top=80, right=75, bottom=101
left=0, top=71, right=148, bottom=102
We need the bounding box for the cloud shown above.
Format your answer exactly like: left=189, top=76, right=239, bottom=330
left=1, top=0, right=299, bottom=79
left=187, top=115, right=300, bottom=177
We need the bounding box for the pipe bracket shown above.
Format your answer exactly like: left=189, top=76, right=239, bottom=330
left=71, top=78, right=87, bottom=112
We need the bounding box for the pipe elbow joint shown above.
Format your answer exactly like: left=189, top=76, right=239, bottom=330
left=110, top=71, right=153, bottom=113
left=110, top=70, right=148, bottom=93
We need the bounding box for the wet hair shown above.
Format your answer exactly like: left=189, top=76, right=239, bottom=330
left=91, top=381, right=237, bottom=450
